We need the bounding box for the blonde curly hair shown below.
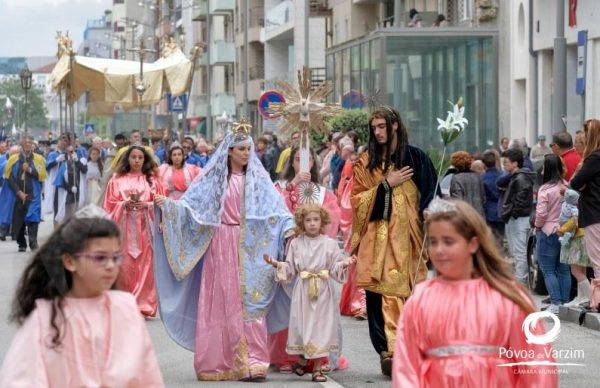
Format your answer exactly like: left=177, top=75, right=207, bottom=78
left=294, top=204, right=331, bottom=235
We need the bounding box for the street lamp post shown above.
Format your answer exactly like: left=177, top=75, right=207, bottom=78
left=2, top=97, right=14, bottom=140
left=19, top=65, right=32, bottom=138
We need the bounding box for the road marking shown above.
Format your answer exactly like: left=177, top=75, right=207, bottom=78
left=320, top=375, right=345, bottom=388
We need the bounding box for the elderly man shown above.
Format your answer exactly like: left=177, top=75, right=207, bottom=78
left=550, top=131, right=581, bottom=181
left=0, top=137, right=46, bottom=250
left=530, top=134, right=552, bottom=171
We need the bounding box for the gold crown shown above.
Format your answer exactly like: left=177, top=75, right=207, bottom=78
left=232, top=117, right=252, bottom=139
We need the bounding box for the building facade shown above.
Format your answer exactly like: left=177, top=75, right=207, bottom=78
left=509, top=0, right=600, bottom=145
left=326, top=0, right=504, bottom=152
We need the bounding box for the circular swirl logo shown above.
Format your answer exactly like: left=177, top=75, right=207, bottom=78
left=522, top=311, right=561, bottom=345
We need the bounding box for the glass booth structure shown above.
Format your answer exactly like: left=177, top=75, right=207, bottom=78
left=326, top=28, right=498, bottom=153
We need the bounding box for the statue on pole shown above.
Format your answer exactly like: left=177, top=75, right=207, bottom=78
left=267, top=66, right=341, bottom=173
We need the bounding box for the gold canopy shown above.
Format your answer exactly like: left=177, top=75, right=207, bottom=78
left=49, top=39, right=195, bottom=116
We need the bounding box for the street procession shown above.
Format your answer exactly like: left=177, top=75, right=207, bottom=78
left=1, top=0, right=600, bottom=387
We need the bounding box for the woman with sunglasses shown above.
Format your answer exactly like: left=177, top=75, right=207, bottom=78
left=0, top=206, right=164, bottom=387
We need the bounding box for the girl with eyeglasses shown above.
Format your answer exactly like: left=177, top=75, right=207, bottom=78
left=0, top=211, right=164, bottom=387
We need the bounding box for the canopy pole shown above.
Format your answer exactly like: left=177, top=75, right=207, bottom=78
left=182, top=45, right=202, bottom=135
left=68, top=52, right=75, bottom=137
left=128, top=38, right=155, bottom=136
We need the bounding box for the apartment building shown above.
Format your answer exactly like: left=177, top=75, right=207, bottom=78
left=510, top=0, right=600, bottom=144
left=327, top=0, right=506, bottom=152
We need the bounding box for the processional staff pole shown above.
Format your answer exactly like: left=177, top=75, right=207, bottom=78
left=128, top=38, right=155, bottom=135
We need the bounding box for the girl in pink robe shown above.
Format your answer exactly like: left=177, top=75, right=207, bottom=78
left=157, top=144, right=201, bottom=199
left=103, top=146, right=165, bottom=317
left=271, top=145, right=345, bottom=372
left=338, top=171, right=367, bottom=318
left=265, top=204, right=355, bottom=383
left=0, top=211, right=164, bottom=387
left=393, top=199, right=558, bottom=388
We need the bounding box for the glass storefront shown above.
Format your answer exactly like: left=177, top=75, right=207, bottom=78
left=326, top=30, right=498, bottom=153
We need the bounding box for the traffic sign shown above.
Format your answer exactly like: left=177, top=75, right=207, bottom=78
left=258, top=90, right=285, bottom=120
left=84, top=123, right=95, bottom=134
left=342, top=90, right=365, bottom=109
left=576, top=30, right=587, bottom=95
left=168, top=94, right=188, bottom=112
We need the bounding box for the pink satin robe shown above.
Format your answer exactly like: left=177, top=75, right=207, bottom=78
left=158, top=163, right=201, bottom=199
left=338, top=177, right=367, bottom=317
left=393, top=278, right=558, bottom=388
left=194, top=172, right=270, bottom=380
left=103, top=172, right=164, bottom=317
left=0, top=291, right=164, bottom=387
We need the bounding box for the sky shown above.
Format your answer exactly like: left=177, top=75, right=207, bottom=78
left=0, top=0, right=112, bottom=57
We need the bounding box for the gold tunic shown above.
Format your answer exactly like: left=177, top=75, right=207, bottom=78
left=350, top=152, right=428, bottom=352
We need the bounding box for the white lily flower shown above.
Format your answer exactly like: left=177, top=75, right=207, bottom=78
left=436, top=99, right=468, bottom=145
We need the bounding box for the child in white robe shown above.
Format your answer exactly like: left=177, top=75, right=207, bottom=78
left=0, top=205, right=164, bottom=387
left=265, top=203, right=355, bottom=383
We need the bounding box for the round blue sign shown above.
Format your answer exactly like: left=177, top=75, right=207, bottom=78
left=258, top=91, right=285, bottom=120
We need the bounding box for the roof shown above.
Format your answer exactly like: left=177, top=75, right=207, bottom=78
left=31, top=62, right=57, bottom=74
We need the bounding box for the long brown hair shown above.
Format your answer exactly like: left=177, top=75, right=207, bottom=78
left=281, top=145, right=319, bottom=183
left=115, top=145, right=157, bottom=185
left=582, top=118, right=600, bottom=159
left=10, top=217, right=121, bottom=348
left=88, top=146, right=103, bottom=177
left=425, top=199, right=536, bottom=314
left=367, top=107, right=409, bottom=173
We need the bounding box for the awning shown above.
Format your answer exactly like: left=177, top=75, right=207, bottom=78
left=49, top=46, right=193, bottom=116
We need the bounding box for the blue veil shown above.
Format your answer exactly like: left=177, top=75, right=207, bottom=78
left=154, top=129, right=295, bottom=350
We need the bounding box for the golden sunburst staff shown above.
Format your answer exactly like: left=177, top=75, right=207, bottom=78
left=268, top=66, right=342, bottom=174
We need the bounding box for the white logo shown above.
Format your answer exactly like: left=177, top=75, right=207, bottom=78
left=497, top=311, right=585, bottom=368
left=522, top=311, right=561, bottom=345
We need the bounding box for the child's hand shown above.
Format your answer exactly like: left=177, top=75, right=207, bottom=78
left=345, top=254, right=357, bottom=268
left=263, top=254, right=279, bottom=268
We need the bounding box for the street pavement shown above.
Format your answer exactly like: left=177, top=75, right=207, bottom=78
left=1, top=220, right=600, bottom=387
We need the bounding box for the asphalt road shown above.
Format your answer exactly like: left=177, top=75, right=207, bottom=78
left=1, top=220, right=599, bottom=387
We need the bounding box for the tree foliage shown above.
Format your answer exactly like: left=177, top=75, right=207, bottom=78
left=327, top=109, right=370, bottom=145
left=309, top=108, right=371, bottom=149
left=0, top=78, right=49, bottom=129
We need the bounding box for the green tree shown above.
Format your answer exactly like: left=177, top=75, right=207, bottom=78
left=326, top=109, right=370, bottom=145
left=0, top=78, right=49, bottom=130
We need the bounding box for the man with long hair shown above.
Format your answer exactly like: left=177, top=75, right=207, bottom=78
left=350, top=107, right=437, bottom=376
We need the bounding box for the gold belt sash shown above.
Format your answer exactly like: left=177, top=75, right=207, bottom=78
left=300, top=270, right=329, bottom=300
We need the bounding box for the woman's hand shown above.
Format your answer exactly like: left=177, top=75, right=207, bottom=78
left=154, top=194, right=166, bottom=208
left=291, top=171, right=311, bottom=186
left=263, top=254, right=279, bottom=268
left=126, top=199, right=148, bottom=210
left=344, top=254, right=357, bottom=268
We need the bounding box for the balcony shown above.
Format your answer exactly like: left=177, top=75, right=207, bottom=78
left=212, top=93, right=236, bottom=116
left=192, top=0, right=208, bottom=21
left=309, top=0, right=331, bottom=17
left=210, top=0, right=234, bottom=14
left=210, top=40, right=235, bottom=65
left=265, top=0, right=294, bottom=41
